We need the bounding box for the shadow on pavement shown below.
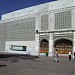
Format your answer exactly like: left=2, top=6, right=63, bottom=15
left=0, top=53, right=39, bottom=63
left=0, top=65, right=7, bottom=68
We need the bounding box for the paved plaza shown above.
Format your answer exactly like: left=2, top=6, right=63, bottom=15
left=0, top=55, right=75, bottom=75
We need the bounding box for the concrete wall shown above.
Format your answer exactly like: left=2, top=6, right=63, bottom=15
left=5, top=41, right=38, bottom=55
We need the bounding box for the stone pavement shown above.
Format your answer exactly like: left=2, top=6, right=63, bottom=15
left=0, top=56, right=75, bottom=75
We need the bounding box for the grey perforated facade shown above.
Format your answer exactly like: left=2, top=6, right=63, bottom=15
left=0, top=23, right=6, bottom=51
left=55, top=10, right=71, bottom=29
left=41, top=14, right=49, bottom=31
left=6, top=17, right=35, bottom=41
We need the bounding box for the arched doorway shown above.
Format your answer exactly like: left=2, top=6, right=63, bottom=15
left=40, top=39, right=49, bottom=54
left=54, top=39, right=73, bottom=54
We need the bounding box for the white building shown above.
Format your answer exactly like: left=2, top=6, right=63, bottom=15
left=0, top=0, right=75, bottom=57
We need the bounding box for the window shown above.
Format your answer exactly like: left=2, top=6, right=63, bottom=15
left=11, top=45, right=26, bottom=51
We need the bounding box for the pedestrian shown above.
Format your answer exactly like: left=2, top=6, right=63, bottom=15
left=69, top=51, right=71, bottom=61
left=54, top=49, right=59, bottom=62
left=74, top=52, right=75, bottom=61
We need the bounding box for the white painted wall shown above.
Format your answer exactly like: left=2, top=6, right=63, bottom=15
left=73, top=32, right=75, bottom=58
left=35, top=34, right=40, bottom=56
left=49, top=33, right=53, bottom=56
left=5, top=41, right=38, bottom=56
left=49, top=0, right=74, bottom=10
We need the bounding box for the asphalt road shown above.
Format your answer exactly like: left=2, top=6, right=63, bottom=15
left=0, top=56, right=75, bottom=75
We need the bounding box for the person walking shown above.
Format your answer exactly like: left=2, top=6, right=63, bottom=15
left=69, top=51, right=71, bottom=61
left=54, top=49, right=59, bottom=62
left=74, top=52, right=75, bottom=61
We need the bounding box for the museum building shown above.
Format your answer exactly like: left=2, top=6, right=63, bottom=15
left=0, top=0, right=75, bottom=57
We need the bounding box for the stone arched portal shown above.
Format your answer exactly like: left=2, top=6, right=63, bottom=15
left=54, top=39, right=73, bottom=54
left=40, top=39, right=49, bottom=53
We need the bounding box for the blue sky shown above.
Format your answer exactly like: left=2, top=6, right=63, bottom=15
left=0, top=0, right=57, bottom=19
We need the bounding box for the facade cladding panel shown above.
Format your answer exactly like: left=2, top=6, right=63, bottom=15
left=0, top=23, right=6, bottom=51
left=41, top=14, right=49, bottom=31
left=6, top=17, right=35, bottom=41
left=55, top=10, right=71, bottom=29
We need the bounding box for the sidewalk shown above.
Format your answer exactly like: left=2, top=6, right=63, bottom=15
left=0, top=55, right=75, bottom=75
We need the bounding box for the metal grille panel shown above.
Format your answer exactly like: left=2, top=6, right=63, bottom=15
left=6, top=17, right=35, bottom=41
left=0, top=24, right=6, bottom=51
left=41, top=15, right=49, bottom=31
left=55, top=11, right=71, bottom=29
